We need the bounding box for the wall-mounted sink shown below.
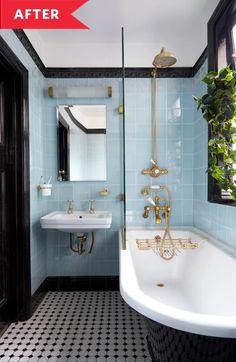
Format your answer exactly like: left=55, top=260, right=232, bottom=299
left=40, top=211, right=112, bottom=233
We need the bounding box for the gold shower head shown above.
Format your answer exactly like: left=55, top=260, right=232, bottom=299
left=152, top=47, right=177, bottom=68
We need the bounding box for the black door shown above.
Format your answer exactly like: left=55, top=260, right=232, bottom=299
left=0, top=61, right=19, bottom=322
left=0, top=36, right=31, bottom=325
left=0, top=76, right=7, bottom=317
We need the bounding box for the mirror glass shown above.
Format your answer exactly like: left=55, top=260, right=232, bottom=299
left=57, top=105, right=107, bottom=181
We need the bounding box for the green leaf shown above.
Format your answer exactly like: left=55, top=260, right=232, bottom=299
left=224, top=158, right=233, bottom=164
left=194, top=65, right=236, bottom=195
left=208, top=139, right=215, bottom=146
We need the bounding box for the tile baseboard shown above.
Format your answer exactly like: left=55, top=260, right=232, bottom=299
left=31, top=276, right=120, bottom=313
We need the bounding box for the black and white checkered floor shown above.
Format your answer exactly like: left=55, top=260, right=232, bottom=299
left=0, top=291, right=152, bottom=361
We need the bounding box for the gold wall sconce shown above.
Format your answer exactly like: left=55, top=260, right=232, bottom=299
left=48, top=86, right=112, bottom=98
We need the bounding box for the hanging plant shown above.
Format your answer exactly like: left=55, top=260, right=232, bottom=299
left=194, top=66, right=236, bottom=201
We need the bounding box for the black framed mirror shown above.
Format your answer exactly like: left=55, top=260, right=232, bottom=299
left=57, top=105, right=107, bottom=181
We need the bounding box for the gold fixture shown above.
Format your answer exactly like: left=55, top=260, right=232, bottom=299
left=141, top=187, right=149, bottom=196
left=152, top=47, right=177, bottom=68
left=99, top=188, right=110, bottom=196
left=48, top=86, right=53, bottom=98
left=142, top=163, right=168, bottom=178
left=88, top=200, right=95, bottom=214
left=67, top=200, right=74, bottom=214
left=142, top=195, right=170, bottom=225
left=119, top=193, right=125, bottom=202
left=142, top=185, right=171, bottom=225
left=69, top=232, right=95, bottom=255
left=136, top=236, right=199, bottom=260
left=136, top=237, right=199, bottom=250
left=141, top=184, right=177, bottom=260
left=142, top=47, right=176, bottom=178
left=140, top=184, right=200, bottom=260
left=48, top=86, right=112, bottom=98
left=70, top=234, right=86, bottom=255
left=108, top=86, right=112, bottom=98
left=118, top=104, right=124, bottom=114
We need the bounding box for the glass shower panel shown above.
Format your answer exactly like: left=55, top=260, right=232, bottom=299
left=121, top=27, right=126, bottom=249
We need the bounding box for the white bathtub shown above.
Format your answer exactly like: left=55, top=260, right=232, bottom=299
left=119, top=227, right=236, bottom=338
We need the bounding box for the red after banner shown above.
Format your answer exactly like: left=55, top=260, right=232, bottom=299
left=0, top=0, right=89, bottom=29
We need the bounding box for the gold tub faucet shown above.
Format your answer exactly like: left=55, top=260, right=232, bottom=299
left=143, top=195, right=162, bottom=224
left=142, top=185, right=171, bottom=225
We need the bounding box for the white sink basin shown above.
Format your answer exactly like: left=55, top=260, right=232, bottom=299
left=40, top=211, right=112, bottom=233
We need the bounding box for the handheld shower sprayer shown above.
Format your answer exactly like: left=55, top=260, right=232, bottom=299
left=147, top=197, right=156, bottom=206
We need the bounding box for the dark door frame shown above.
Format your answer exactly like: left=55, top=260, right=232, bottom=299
left=0, top=35, right=31, bottom=321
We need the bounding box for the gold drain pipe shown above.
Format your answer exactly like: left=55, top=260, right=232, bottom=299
left=69, top=232, right=95, bottom=255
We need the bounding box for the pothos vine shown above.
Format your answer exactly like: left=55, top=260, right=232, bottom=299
left=194, top=66, right=236, bottom=201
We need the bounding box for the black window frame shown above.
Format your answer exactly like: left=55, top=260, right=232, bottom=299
left=207, top=0, right=236, bottom=206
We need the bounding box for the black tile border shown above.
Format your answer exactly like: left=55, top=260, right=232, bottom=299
left=13, top=29, right=205, bottom=78
left=46, top=276, right=120, bottom=291
left=0, top=322, right=9, bottom=338
left=31, top=279, right=49, bottom=315
left=192, top=46, right=208, bottom=76
left=13, top=29, right=46, bottom=75
left=31, top=276, right=120, bottom=313
left=44, top=66, right=193, bottom=78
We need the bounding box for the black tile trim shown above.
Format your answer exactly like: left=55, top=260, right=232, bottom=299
left=13, top=30, right=205, bottom=78
left=46, top=276, right=120, bottom=291
left=31, top=276, right=119, bottom=307
left=45, top=66, right=193, bottom=78
left=125, top=67, right=193, bottom=78
left=193, top=47, right=208, bottom=76
left=13, top=29, right=46, bottom=76
left=0, top=322, right=9, bottom=338
left=47, top=67, right=122, bottom=78
left=31, top=279, right=48, bottom=315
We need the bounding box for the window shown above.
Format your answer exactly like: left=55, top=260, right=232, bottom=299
left=232, top=24, right=236, bottom=67
left=208, top=0, right=236, bottom=205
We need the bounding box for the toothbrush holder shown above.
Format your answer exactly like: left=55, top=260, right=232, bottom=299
left=38, top=184, right=52, bottom=196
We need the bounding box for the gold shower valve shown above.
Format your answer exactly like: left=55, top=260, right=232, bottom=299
left=142, top=165, right=168, bottom=178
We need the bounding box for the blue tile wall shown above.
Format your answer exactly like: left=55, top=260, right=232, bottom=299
left=193, top=61, right=236, bottom=248
left=0, top=30, right=47, bottom=294
left=2, top=30, right=235, bottom=287
left=43, top=78, right=123, bottom=276
left=125, top=77, right=194, bottom=227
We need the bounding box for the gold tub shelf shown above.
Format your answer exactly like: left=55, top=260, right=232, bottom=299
left=136, top=236, right=200, bottom=260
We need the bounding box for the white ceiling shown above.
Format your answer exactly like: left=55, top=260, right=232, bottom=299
left=24, top=0, right=220, bottom=68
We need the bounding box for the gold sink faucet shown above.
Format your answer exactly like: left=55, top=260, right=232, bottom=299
left=88, top=200, right=95, bottom=214
left=67, top=199, right=74, bottom=214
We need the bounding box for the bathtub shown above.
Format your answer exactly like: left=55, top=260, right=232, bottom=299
left=119, top=227, right=236, bottom=361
